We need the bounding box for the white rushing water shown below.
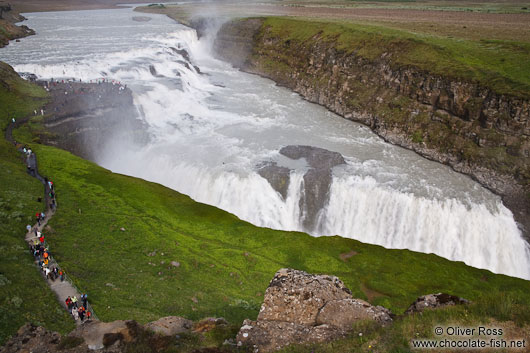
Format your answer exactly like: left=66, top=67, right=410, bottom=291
left=1, top=8, right=529, bottom=279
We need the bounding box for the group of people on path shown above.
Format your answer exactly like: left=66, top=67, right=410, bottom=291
left=20, top=146, right=95, bottom=324
left=65, top=294, right=92, bottom=322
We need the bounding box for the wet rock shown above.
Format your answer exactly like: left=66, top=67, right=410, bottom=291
left=257, top=162, right=291, bottom=199
left=405, top=293, right=470, bottom=314
left=170, top=47, right=191, bottom=62
left=39, top=81, right=149, bottom=162
left=258, top=145, right=345, bottom=231
left=149, top=65, right=163, bottom=78
left=144, top=316, right=192, bottom=336
left=236, top=268, right=393, bottom=352
left=279, top=145, right=345, bottom=170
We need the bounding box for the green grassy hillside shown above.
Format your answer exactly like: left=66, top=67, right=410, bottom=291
left=0, top=62, right=75, bottom=345
left=13, top=111, right=530, bottom=320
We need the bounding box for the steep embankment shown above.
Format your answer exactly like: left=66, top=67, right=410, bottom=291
left=213, top=17, right=530, bottom=237
left=0, top=62, right=75, bottom=345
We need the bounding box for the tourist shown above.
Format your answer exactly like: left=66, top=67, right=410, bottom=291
left=59, top=270, right=64, bottom=282
left=72, top=296, right=78, bottom=308
left=65, top=296, right=72, bottom=310
left=78, top=307, right=85, bottom=321
left=11, top=118, right=15, bottom=124
left=26, top=224, right=31, bottom=232
left=86, top=310, right=91, bottom=321
left=81, top=293, right=88, bottom=309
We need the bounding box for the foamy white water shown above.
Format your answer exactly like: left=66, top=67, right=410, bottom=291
left=1, top=8, right=529, bottom=280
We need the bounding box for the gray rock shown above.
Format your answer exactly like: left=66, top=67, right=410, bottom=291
left=258, top=268, right=351, bottom=325
left=316, top=298, right=393, bottom=328
left=405, top=293, right=469, bottom=314
left=257, top=145, right=346, bottom=231
left=237, top=268, right=393, bottom=352
left=144, top=316, right=192, bottom=336
left=257, top=162, right=291, bottom=199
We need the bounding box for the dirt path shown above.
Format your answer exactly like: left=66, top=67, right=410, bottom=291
left=5, top=118, right=97, bottom=325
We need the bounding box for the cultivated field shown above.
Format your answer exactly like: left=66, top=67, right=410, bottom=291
left=139, top=1, right=530, bottom=42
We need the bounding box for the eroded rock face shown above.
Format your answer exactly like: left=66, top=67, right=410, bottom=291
left=144, top=316, right=193, bottom=336
left=257, top=145, right=346, bottom=232
left=405, top=293, right=469, bottom=314
left=39, top=81, right=148, bottom=162
left=236, top=268, right=393, bottom=352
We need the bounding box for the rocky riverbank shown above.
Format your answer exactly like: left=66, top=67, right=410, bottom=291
left=0, top=4, right=34, bottom=47
left=209, top=17, right=530, bottom=240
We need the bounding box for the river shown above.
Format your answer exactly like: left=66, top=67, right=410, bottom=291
left=1, top=7, right=529, bottom=279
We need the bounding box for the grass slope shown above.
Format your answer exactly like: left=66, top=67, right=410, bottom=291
left=13, top=123, right=530, bottom=322
left=261, top=17, right=530, bottom=99
left=12, top=126, right=530, bottom=352
left=0, top=62, right=75, bottom=345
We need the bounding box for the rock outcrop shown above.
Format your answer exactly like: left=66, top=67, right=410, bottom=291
left=405, top=293, right=469, bottom=314
left=258, top=145, right=345, bottom=231
left=144, top=316, right=193, bottom=336
left=213, top=18, right=530, bottom=240
left=236, top=268, right=392, bottom=352
left=37, top=80, right=148, bottom=161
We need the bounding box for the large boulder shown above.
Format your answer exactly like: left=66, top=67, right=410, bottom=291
left=257, top=268, right=352, bottom=325
left=405, top=293, right=469, bottom=314
left=237, top=268, right=393, bottom=352
left=144, top=316, right=192, bottom=336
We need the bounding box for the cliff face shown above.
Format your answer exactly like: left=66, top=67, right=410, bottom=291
left=34, top=80, right=148, bottom=162
left=212, top=18, right=530, bottom=237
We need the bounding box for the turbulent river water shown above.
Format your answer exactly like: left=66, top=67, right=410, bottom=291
left=2, top=8, right=529, bottom=280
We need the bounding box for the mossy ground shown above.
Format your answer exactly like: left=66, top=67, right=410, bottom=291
left=0, top=63, right=75, bottom=345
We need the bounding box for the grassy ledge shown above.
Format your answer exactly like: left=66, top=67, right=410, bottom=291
left=259, top=17, right=530, bottom=99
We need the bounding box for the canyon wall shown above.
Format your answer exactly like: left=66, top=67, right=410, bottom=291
left=211, top=18, right=530, bottom=237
